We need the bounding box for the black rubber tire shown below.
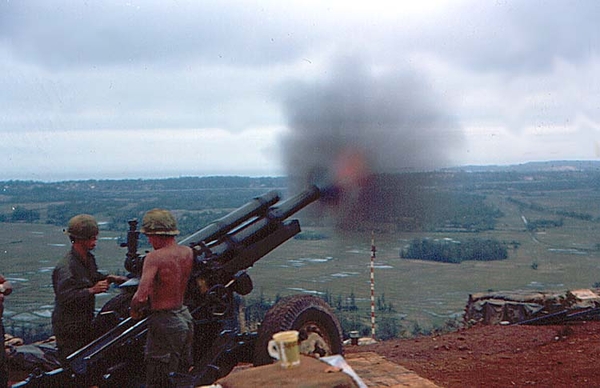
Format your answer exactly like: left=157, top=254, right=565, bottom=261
left=253, top=294, right=343, bottom=366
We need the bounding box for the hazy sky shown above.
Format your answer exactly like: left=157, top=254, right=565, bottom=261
left=1, top=0, right=600, bottom=181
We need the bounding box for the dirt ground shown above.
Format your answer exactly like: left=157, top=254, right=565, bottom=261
left=345, top=320, right=600, bottom=388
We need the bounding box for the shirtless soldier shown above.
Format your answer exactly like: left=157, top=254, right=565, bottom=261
left=130, top=208, right=194, bottom=388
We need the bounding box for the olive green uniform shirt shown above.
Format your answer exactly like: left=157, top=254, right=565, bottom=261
left=52, top=247, right=105, bottom=358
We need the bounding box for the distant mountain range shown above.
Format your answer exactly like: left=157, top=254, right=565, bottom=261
left=445, top=160, right=600, bottom=173
left=4, top=161, right=600, bottom=186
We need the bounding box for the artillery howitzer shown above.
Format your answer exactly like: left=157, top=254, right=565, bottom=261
left=13, top=185, right=344, bottom=387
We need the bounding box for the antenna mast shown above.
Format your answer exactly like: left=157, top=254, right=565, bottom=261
left=370, top=232, right=376, bottom=339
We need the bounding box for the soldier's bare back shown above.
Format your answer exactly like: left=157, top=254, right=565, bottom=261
left=132, top=239, right=193, bottom=315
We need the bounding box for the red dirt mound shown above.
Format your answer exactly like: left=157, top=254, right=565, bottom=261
left=345, top=320, right=600, bottom=387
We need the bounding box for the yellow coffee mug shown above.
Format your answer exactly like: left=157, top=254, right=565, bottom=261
left=267, top=330, right=301, bottom=368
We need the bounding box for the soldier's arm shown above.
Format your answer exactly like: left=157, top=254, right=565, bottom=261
left=131, top=253, right=159, bottom=317
left=0, top=274, right=8, bottom=318
left=107, top=274, right=128, bottom=284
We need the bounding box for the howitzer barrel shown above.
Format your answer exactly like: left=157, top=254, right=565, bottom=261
left=224, top=185, right=321, bottom=251
left=179, top=190, right=280, bottom=246
left=267, top=185, right=321, bottom=221
left=195, top=185, right=321, bottom=273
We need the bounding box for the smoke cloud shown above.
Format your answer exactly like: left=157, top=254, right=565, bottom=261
left=279, top=56, right=464, bottom=228
left=281, top=56, right=463, bottom=186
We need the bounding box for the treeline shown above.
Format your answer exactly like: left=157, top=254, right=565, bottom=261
left=7, top=169, right=600, bottom=234
left=508, top=197, right=596, bottom=222
left=443, top=169, right=600, bottom=192
left=0, top=177, right=288, bottom=235
left=525, top=218, right=563, bottom=231
left=320, top=289, right=453, bottom=339
left=0, top=176, right=286, bottom=200
left=0, top=206, right=41, bottom=223
left=2, top=197, right=263, bottom=237
left=400, top=237, right=508, bottom=263
left=242, top=290, right=405, bottom=341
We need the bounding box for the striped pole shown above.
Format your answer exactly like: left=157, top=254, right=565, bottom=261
left=370, top=232, right=376, bottom=340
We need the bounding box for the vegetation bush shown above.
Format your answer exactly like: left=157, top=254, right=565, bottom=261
left=400, top=237, right=508, bottom=263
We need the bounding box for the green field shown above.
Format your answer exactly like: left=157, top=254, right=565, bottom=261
left=3, top=168, right=600, bottom=340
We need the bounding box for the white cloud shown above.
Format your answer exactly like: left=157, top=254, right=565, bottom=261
left=1, top=0, right=600, bottom=180
left=0, top=126, right=285, bottom=181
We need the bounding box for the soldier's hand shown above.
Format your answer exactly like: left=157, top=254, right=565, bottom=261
left=130, top=307, right=144, bottom=320
left=130, top=293, right=149, bottom=320
left=107, top=275, right=128, bottom=285
left=130, top=302, right=145, bottom=320
left=89, top=280, right=109, bottom=294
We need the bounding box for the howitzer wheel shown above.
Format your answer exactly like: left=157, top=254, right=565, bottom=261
left=253, top=294, right=343, bottom=366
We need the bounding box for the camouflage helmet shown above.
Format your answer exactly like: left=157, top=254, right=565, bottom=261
left=65, top=214, right=99, bottom=240
left=141, top=208, right=180, bottom=236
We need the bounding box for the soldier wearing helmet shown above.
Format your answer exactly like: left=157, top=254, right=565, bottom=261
left=52, top=214, right=127, bottom=360
left=131, top=209, right=194, bottom=388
